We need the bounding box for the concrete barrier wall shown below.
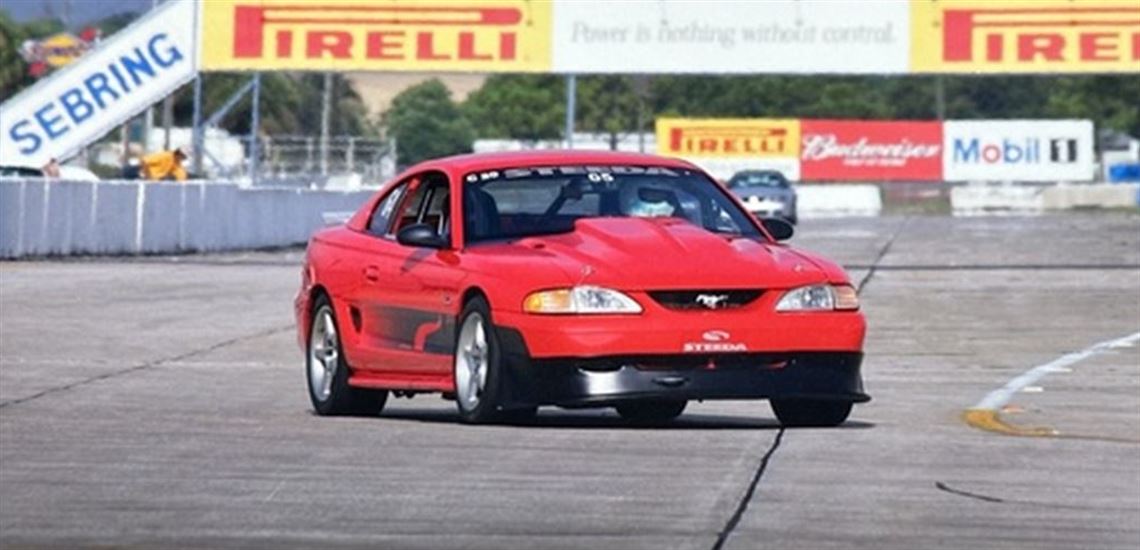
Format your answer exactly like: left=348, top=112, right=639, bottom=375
left=0, top=180, right=374, bottom=259
left=5, top=179, right=1137, bottom=258
left=797, top=184, right=883, bottom=217
left=951, top=183, right=1140, bottom=214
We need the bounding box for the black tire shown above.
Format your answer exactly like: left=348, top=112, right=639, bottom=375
left=453, top=297, right=508, bottom=424
left=499, top=406, right=539, bottom=424
left=306, top=294, right=388, bottom=416
left=615, top=400, right=687, bottom=423
left=770, top=399, right=851, bottom=427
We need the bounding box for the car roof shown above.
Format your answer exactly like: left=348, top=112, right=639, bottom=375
left=405, top=150, right=700, bottom=174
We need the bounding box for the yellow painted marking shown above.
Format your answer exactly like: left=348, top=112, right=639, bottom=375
left=964, top=409, right=1140, bottom=444
left=962, top=408, right=1057, bottom=438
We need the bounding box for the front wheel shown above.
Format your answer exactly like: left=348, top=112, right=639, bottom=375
left=453, top=297, right=507, bottom=424
left=615, top=400, right=687, bottom=423
left=770, top=399, right=851, bottom=427
left=307, top=295, right=387, bottom=416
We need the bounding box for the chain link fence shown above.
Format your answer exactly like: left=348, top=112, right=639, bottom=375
left=255, top=135, right=397, bottom=187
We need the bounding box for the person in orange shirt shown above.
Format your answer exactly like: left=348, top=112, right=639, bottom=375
left=139, top=147, right=188, bottom=181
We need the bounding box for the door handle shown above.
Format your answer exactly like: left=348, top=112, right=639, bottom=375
left=363, top=266, right=380, bottom=283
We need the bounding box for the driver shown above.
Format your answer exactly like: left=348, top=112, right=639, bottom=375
left=619, top=182, right=677, bottom=218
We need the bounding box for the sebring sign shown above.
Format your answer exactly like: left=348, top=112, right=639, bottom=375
left=0, top=0, right=197, bottom=168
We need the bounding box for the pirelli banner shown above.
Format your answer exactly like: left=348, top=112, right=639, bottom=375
left=656, top=118, right=802, bottom=181
left=658, top=118, right=1095, bottom=182
left=910, top=0, right=1140, bottom=74
left=198, top=0, right=552, bottom=72
left=195, top=0, right=1138, bottom=74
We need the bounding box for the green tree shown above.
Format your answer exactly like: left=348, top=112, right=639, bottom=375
left=1040, top=76, right=1140, bottom=138
left=294, top=74, right=376, bottom=137
left=464, top=74, right=564, bottom=141
left=0, top=11, right=31, bottom=100
left=171, top=73, right=376, bottom=137
left=576, top=75, right=640, bottom=148
left=383, top=79, right=474, bottom=167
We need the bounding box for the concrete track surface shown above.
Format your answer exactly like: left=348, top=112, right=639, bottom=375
left=1, top=215, right=1138, bottom=549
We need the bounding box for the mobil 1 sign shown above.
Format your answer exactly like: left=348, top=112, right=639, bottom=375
left=943, top=120, right=1094, bottom=182
left=0, top=0, right=196, bottom=167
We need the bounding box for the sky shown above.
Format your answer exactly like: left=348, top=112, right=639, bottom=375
left=3, top=0, right=152, bottom=27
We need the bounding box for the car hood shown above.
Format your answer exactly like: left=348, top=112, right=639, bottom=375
left=487, top=218, right=827, bottom=290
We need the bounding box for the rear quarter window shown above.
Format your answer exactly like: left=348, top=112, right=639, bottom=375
left=367, top=184, right=407, bottom=236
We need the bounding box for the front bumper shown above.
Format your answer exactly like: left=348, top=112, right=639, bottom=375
left=496, top=328, right=868, bottom=408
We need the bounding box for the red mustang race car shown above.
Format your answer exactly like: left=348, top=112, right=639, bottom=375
left=296, top=151, right=868, bottom=425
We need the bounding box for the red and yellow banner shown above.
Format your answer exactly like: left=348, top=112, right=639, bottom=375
left=655, top=118, right=801, bottom=159
left=199, top=0, right=552, bottom=72
left=910, top=0, right=1140, bottom=73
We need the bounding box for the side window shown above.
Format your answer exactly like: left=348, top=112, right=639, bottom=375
left=390, top=171, right=451, bottom=237
left=423, top=183, right=450, bottom=234
left=394, top=182, right=430, bottom=233
left=367, top=182, right=408, bottom=236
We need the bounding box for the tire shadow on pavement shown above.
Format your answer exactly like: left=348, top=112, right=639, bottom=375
left=372, top=408, right=876, bottom=430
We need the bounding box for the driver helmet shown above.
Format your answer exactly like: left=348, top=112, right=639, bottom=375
left=619, top=182, right=676, bottom=218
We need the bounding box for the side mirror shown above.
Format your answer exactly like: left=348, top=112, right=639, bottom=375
left=396, top=223, right=448, bottom=249
left=761, top=218, right=794, bottom=241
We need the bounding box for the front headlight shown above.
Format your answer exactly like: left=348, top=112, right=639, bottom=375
left=523, top=286, right=643, bottom=314
left=776, top=284, right=859, bottom=311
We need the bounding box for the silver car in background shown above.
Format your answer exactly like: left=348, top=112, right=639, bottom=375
left=726, top=170, right=797, bottom=224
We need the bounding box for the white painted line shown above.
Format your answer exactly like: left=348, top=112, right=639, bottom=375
left=972, top=331, right=1140, bottom=411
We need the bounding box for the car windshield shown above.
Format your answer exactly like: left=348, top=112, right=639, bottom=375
left=463, top=165, right=762, bottom=244
left=728, top=172, right=787, bottom=189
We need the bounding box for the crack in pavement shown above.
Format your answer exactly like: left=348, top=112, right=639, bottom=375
left=935, top=481, right=1005, bottom=503
left=0, top=324, right=293, bottom=410
left=707, top=218, right=907, bottom=549
left=857, top=216, right=910, bottom=293
left=710, top=428, right=785, bottom=550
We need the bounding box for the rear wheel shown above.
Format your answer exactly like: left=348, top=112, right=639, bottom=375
left=615, top=400, right=687, bottom=423
left=770, top=399, right=851, bottom=427
left=307, top=295, right=387, bottom=416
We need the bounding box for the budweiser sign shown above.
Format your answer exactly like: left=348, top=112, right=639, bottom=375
left=802, top=134, right=940, bottom=167
left=800, top=120, right=943, bottom=181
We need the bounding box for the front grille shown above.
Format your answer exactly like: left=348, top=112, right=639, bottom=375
left=565, top=353, right=794, bottom=372
left=647, top=290, right=763, bottom=311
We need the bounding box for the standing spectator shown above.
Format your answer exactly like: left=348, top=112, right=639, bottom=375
left=41, top=158, right=61, bottom=178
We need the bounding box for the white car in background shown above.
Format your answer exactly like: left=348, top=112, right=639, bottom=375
left=726, top=170, right=798, bottom=225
